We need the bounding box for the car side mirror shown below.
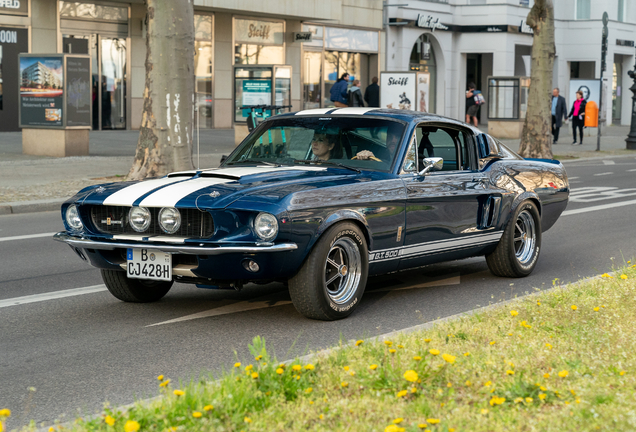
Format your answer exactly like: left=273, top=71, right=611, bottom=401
left=418, top=157, right=444, bottom=176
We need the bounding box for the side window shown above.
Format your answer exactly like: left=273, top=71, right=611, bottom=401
left=456, top=131, right=473, bottom=170
left=419, top=127, right=458, bottom=171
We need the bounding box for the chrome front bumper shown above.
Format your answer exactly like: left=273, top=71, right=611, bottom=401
left=53, top=232, right=298, bottom=255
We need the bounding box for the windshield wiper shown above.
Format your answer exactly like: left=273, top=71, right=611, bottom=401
left=227, top=159, right=281, bottom=167
left=294, top=159, right=361, bottom=173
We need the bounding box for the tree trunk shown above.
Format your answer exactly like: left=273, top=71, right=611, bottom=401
left=128, top=0, right=195, bottom=180
left=518, top=0, right=555, bottom=159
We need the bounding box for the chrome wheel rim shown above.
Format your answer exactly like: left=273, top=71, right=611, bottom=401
left=514, top=210, right=536, bottom=265
left=324, top=237, right=362, bottom=305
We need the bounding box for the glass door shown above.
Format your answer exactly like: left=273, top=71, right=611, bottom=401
left=303, top=51, right=322, bottom=109
left=100, top=36, right=126, bottom=129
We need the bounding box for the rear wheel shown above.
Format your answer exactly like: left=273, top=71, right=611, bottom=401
left=101, top=269, right=173, bottom=302
left=288, top=222, right=368, bottom=320
left=486, top=201, right=541, bottom=278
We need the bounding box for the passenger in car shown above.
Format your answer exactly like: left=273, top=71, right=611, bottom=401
left=311, top=133, right=343, bottom=160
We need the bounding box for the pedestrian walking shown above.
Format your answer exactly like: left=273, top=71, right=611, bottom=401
left=465, top=83, right=482, bottom=127
left=329, top=73, right=350, bottom=108
left=348, top=80, right=364, bottom=107
left=364, top=76, right=380, bottom=107
left=568, top=90, right=587, bottom=145
left=551, top=88, right=567, bottom=144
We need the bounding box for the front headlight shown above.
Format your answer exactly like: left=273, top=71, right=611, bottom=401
left=129, top=207, right=151, bottom=232
left=159, top=207, right=181, bottom=234
left=254, top=212, right=278, bottom=242
left=65, top=204, right=83, bottom=231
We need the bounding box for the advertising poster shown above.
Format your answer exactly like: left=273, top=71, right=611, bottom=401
left=416, top=72, right=430, bottom=113
left=19, top=55, right=64, bottom=127
left=242, top=80, right=271, bottom=106
left=65, top=56, right=91, bottom=127
left=568, top=79, right=601, bottom=112
left=380, top=72, right=416, bottom=111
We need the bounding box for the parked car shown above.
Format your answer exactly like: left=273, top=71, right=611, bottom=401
left=54, top=108, right=569, bottom=320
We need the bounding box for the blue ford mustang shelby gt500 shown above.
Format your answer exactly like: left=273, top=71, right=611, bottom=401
left=55, top=108, right=569, bottom=320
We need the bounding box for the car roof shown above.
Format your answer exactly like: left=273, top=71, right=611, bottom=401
left=274, top=108, right=482, bottom=135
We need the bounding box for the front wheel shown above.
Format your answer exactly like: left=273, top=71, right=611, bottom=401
left=101, top=269, right=173, bottom=303
left=288, top=222, right=368, bottom=320
left=486, top=201, right=541, bottom=278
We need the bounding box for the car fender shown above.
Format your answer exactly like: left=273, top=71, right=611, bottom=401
left=502, top=191, right=542, bottom=227
left=302, top=209, right=372, bottom=258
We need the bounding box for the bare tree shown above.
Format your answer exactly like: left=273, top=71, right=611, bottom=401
left=518, top=0, right=555, bottom=159
left=128, top=0, right=195, bottom=180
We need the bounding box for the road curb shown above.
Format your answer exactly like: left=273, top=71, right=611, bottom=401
left=0, top=199, right=63, bottom=215
left=557, top=152, right=636, bottom=164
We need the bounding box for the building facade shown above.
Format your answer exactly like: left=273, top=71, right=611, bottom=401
left=0, top=0, right=383, bottom=132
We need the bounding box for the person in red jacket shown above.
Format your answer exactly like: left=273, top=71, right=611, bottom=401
left=568, top=90, right=587, bottom=145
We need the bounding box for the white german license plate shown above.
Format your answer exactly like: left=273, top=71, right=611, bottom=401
left=126, top=248, right=172, bottom=281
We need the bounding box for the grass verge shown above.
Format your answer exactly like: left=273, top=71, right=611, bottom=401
left=9, top=263, right=636, bottom=432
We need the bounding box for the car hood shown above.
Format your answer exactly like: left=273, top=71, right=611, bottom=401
left=72, top=165, right=390, bottom=209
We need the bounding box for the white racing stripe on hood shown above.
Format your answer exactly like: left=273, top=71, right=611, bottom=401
left=201, top=166, right=327, bottom=176
left=329, top=108, right=379, bottom=115
left=103, top=177, right=184, bottom=206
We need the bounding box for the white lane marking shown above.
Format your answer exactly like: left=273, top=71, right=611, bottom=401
left=628, top=168, right=636, bottom=172
left=568, top=176, right=579, bottom=180
left=562, top=199, right=636, bottom=216
left=0, top=285, right=107, bottom=309
left=103, top=177, right=183, bottom=206
left=0, top=232, right=57, bottom=242
left=594, top=172, right=613, bottom=176
left=569, top=187, right=636, bottom=203
left=146, top=300, right=293, bottom=326
left=602, top=160, right=616, bottom=165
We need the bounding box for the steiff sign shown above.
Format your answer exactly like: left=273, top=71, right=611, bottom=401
left=0, top=0, right=28, bottom=16
left=293, top=32, right=312, bottom=42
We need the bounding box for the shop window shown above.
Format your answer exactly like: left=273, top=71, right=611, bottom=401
left=488, top=78, right=520, bottom=119
left=234, top=45, right=284, bottom=65
left=234, top=18, right=284, bottom=65
left=324, top=51, right=360, bottom=107
left=576, top=0, right=591, bottom=19
left=409, top=34, right=436, bottom=113
left=195, top=14, right=213, bottom=129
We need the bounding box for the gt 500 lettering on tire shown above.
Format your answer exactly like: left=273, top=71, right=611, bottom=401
left=289, top=222, right=368, bottom=320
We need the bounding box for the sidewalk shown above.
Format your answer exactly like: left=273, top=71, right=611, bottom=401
left=0, top=125, right=634, bottom=215
left=0, top=129, right=236, bottom=214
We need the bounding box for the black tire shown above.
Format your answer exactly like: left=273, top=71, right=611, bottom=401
left=486, top=200, right=541, bottom=278
left=288, top=222, right=368, bottom=320
left=101, top=269, right=173, bottom=303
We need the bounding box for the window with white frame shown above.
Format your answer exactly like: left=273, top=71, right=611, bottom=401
left=576, top=0, right=591, bottom=20
left=618, top=0, right=625, bottom=22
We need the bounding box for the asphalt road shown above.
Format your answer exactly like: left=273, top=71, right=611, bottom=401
left=1, top=155, right=636, bottom=430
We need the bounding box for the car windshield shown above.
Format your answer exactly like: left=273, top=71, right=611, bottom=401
left=224, top=117, right=407, bottom=172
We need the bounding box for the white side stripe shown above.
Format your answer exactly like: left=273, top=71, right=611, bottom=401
left=103, top=177, right=184, bottom=206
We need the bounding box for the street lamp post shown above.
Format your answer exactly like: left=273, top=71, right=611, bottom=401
left=626, top=50, right=636, bottom=150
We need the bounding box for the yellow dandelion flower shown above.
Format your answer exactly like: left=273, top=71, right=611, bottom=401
left=384, top=340, right=393, bottom=347
left=447, top=382, right=452, bottom=388
left=124, top=421, right=140, bottom=432
left=393, top=418, right=404, bottom=424
left=157, top=375, right=164, bottom=381
left=544, top=373, right=550, bottom=378
left=449, top=429, right=456, bottom=432
left=484, top=381, right=492, bottom=387
left=601, top=273, right=610, bottom=278
left=385, top=426, right=399, bottom=432
left=305, top=364, right=315, bottom=371
left=490, top=341, right=496, bottom=345
left=571, top=305, right=577, bottom=311
left=245, top=364, right=253, bottom=371
left=506, top=370, right=514, bottom=375
left=244, top=417, right=252, bottom=423
left=234, top=362, right=241, bottom=368
left=389, top=348, right=397, bottom=354
left=489, top=396, right=505, bottom=406
left=192, top=411, right=202, bottom=418
left=525, top=397, right=533, bottom=403
left=413, top=356, right=422, bottom=361
left=343, top=366, right=350, bottom=371
left=204, top=405, right=214, bottom=411
left=576, top=398, right=581, bottom=403
left=620, top=371, right=626, bottom=376
left=442, top=353, right=456, bottom=364
left=251, top=372, right=259, bottom=379
left=558, top=370, right=569, bottom=378
left=355, top=340, right=363, bottom=346
left=507, top=333, right=513, bottom=336
left=397, top=390, right=408, bottom=398
left=510, top=310, right=519, bottom=317
left=418, top=424, right=428, bottom=429
left=173, top=389, right=185, bottom=396
left=296, top=375, right=300, bottom=380
left=411, top=387, right=417, bottom=393
left=305, top=387, right=313, bottom=394
left=540, top=386, right=547, bottom=391
left=397, top=344, right=404, bottom=349
left=104, top=415, right=115, bottom=426
left=594, top=307, right=600, bottom=312
left=539, top=393, right=547, bottom=400
left=464, top=352, right=470, bottom=356
left=159, top=379, right=171, bottom=387
left=369, top=364, right=378, bottom=370
left=429, top=349, right=440, bottom=355
left=319, top=414, right=324, bottom=420
left=427, top=418, right=440, bottom=424
left=404, top=370, right=419, bottom=382
left=537, top=301, right=541, bottom=306
left=292, top=365, right=302, bottom=372
left=465, top=380, right=472, bottom=386
left=546, top=343, right=552, bottom=349
left=255, top=355, right=263, bottom=361
left=341, top=381, right=349, bottom=388
left=481, top=409, right=489, bottom=415
left=424, top=338, right=432, bottom=343
left=276, top=368, right=284, bottom=375
left=0, top=409, right=11, bottom=418
left=514, top=397, right=523, bottom=403
left=621, top=274, right=628, bottom=280
left=349, top=370, right=356, bottom=376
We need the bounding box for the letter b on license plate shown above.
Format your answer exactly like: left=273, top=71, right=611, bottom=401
left=126, top=248, right=172, bottom=281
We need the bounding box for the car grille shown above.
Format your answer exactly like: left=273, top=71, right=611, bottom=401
left=89, top=205, right=214, bottom=238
